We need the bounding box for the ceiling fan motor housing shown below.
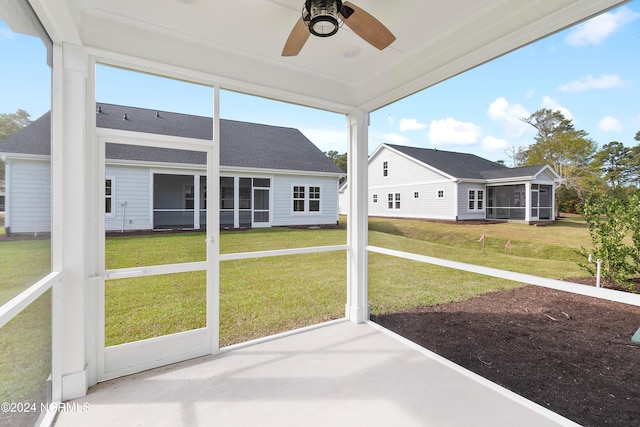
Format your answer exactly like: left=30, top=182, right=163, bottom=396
left=305, top=0, right=343, bottom=37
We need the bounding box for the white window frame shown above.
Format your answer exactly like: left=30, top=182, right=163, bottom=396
left=105, top=176, right=115, bottom=218
left=382, top=161, right=388, bottom=177
left=437, top=189, right=445, bottom=199
left=468, top=189, right=485, bottom=211
left=309, top=186, right=321, bottom=212
left=414, top=191, right=420, bottom=199
left=292, top=184, right=322, bottom=214
left=293, top=185, right=305, bottom=212
left=373, top=194, right=378, bottom=204
left=387, top=192, right=401, bottom=210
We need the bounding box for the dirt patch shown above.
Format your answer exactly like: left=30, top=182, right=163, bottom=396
left=372, top=286, right=640, bottom=426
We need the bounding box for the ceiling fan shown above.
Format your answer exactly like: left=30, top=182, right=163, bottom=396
left=282, top=0, right=395, bottom=56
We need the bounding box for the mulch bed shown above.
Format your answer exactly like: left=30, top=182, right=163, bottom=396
left=372, top=285, right=640, bottom=426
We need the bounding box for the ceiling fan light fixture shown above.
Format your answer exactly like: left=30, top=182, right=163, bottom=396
left=306, top=0, right=343, bottom=37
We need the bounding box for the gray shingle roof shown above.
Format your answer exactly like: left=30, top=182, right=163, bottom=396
left=1, top=104, right=343, bottom=175
left=384, top=144, right=548, bottom=180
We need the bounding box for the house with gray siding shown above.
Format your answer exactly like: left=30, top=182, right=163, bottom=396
left=0, top=104, right=343, bottom=234
left=340, top=143, right=560, bottom=223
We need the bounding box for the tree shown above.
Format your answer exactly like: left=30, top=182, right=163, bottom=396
left=325, top=150, right=347, bottom=184
left=503, top=145, right=527, bottom=167
left=0, top=109, right=32, bottom=193
left=520, top=109, right=598, bottom=212
left=629, top=133, right=640, bottom=189
left=592, top=141, right=632, bottom=189
left=0, top=109, right=31, bottom=142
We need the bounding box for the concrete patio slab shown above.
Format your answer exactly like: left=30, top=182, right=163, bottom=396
left=55, top=321, right=578, bottom=426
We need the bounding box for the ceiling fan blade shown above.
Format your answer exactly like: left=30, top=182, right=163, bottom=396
left=282, top=16, right=310, bottom=56
left=340, top=2, right=395, bottom=50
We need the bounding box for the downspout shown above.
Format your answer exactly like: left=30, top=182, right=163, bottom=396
left=121, top=201, right=127, bottom=233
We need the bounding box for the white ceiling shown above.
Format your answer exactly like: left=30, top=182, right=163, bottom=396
left=36, top=0, right=628, bottom=113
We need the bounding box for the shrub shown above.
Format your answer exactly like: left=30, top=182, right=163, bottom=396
left=578, top=193, right=639, bottom=290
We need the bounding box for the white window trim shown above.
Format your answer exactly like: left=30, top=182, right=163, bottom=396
left=291, top=184, right=322, bottom=215
left=468, top=189, right=485, bottom=212
left=105, top=176, right=115, bottom=218
left=413, top=191, right=420, bottom=199
left=373, top=194, right=378, bottom=204
left=387, top=192, right=401, bottom=210
left=437, top=189, right=445, bottom=199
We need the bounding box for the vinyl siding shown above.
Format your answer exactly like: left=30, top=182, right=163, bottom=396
left=456, top=182, right=486, bottom=220
left=368, top=147, right=457, bottom=220
left=271, top=174, right=339, bottom=226
left=7, top=159, right=340, bottom=232
left=105, top=166, right=152, bottom=231
left=534, top=169, right=557, bottom=183
left=5, top=160, right=51, bottom=234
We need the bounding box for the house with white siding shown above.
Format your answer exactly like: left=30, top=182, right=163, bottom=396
left=340, top=143, right=560, bottom=223
left=0, top=104, right=344, bottom=234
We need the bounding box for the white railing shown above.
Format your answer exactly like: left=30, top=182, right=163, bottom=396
left=0, top=271, right=61, bottom=329
left=367, top=245, right=640, bottom=307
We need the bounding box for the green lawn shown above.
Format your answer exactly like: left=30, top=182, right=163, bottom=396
left=104, top=228, right=348, bottom=347
left=101, top=217, right=593, bottom=346
left=1, top=215, right=596, bottom=403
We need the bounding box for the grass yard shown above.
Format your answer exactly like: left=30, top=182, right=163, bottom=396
left=367, top=216, right=592, bottom=315
left=104, top=227, right=348, bottom=347
left=102, top=216, right=593, bottom=346
left=1, top=215, right=597, bottom=403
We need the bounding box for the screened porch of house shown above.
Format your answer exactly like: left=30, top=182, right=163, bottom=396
left=485, top=184, right=554, bottom=221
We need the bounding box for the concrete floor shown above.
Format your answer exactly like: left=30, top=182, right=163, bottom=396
left=55, top=321, right=578, bottom=426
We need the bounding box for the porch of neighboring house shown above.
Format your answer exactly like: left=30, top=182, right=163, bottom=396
left=54, top=320, right=576, bottom=427
left=153, top=174, right=207, bottom=230
left=485, top=184, right=554, bottom=222
left=152, top=174, right=272, bottom=230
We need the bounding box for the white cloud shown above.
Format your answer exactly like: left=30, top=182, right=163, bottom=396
left=482, top=136, right=510, bottom=152
left=381, top=132, right=412, bottom=145
left=598, top=116, right=623, bottom=132
left=387, top=114, right=395, bottom=125
left=566, top=7, right=640, bottom=46
left=525, top=89, right=536, bottom=99
left=399, top=118, right=427, bottom=132
left=429, top=118, right=481, bottom=146
left=541, top=96, right=573, bottom=121
left=558, top=74, right=624, bottom=92
left=487, top=97, right=530, bottom=137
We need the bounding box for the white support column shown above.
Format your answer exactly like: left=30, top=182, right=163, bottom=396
left=346, top=109, right=369, bottom=323
left=58, top=42, right=90, bottom=400
left=551, top=184, right=557, bottom=221
left=524, top=182, right=531, bottom=222
left=194, top=174, right=201, bottom=229
left=233, top=176, right=240, bottom=228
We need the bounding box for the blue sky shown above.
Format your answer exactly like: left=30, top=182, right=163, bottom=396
left=2, top=1, right=639, bottom=164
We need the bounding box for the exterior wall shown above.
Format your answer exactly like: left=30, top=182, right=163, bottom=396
left=338, top=185, right=348, bottom=215
left=456, top=182, right=486, bottom=221
left=535, top=169, right=557, bottom=182
left=4, top=160, right=51, bottom=234
left=368, top=148, right=457, bottom=220
left=105, top=166, right=152, bottom=232
left=6, top=158, right=339, bottom=232
left=271, top=174, right=339, bottom=227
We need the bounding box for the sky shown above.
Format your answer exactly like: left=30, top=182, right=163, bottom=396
left=1, top=1, right=639, bottom=164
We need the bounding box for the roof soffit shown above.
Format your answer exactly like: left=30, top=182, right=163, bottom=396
left=39, top=0, right=629, bottom=111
